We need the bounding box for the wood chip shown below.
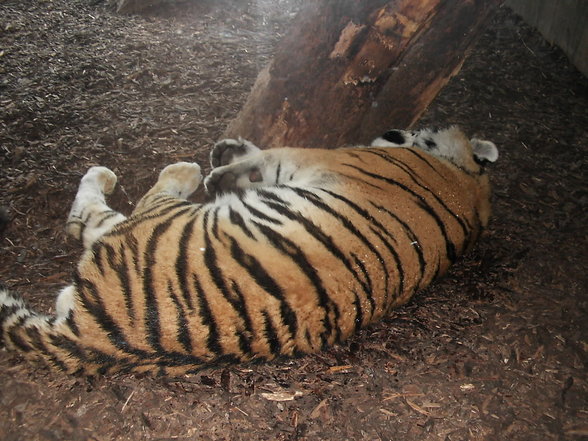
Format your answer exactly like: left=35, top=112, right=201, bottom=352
left=260, top=390, right=303, bottom=402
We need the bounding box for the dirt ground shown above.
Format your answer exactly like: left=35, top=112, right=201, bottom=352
left=0, top=1, right=587, bottom=440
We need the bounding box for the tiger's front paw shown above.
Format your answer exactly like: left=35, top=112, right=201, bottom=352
left=204, top=168, right=237, bottom=195
left=204, top=163, right=263, bottom=195
left=210, top=138, right=261, bottom=169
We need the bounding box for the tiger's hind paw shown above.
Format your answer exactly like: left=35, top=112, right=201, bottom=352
left=156, top=162, right=202, bottom=199
left=66, top=167, right=119, bottom=240
left=82, top=166, right=118, bottom=196
left=210, top=138, right=261, bottom=169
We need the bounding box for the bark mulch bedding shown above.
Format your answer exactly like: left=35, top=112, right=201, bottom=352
left=0, top=1, right=587, bottom=440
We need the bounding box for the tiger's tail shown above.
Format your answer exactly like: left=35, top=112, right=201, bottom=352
left=0, top=287, right=84, bottom=374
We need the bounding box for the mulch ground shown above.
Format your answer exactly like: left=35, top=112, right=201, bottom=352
left=0, top=1, right=587, bottom=440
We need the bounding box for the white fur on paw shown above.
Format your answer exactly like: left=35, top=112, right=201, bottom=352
left=83, top=166, right=118, bottom=195
left=158, top=162, right=202, bottom=198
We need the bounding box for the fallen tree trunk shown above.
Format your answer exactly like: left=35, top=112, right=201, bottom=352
left=225, top=0, right=503, bottom=148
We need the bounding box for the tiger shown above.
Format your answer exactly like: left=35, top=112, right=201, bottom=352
left=0, top=126, right=498, bottom=377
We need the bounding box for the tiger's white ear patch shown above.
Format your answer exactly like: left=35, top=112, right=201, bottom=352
left=471, top=139, right=499, bottom=163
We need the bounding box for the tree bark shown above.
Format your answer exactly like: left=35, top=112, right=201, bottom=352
left=225, top=0, right=503, bottom=148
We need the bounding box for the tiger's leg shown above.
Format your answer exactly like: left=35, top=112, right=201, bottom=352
left=133, top=162, right=202, bottom=213
left=65, top=166, right=126, bottom=250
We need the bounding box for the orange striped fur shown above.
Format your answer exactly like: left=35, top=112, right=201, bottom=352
left=0, top=126, right=497, bottom=376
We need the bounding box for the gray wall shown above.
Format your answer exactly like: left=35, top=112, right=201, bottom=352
left=507, top=0, right=588, bottom=77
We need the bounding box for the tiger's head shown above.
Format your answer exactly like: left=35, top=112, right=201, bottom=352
left=371, top=126, right=498, bottom=175
left=372, top=126, right=498, bottom=230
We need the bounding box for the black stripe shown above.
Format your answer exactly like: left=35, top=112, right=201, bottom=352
left=229, top=281, right=254, bottom=356
left=81, top=206, right=94, bottom=224
left=295, top=186, right=396, bottom=308
left=352, top=290, right=363, bottom=333
left=65, top=218, right=85, bottom=238
left=368, top=226, right=404, bottom=308
left=192, top=274, right=222, bottom=355
left=49, top=333, right=86, bottom=362
left=25, top=324, right=68, bottom=371
left=403, top=148, right=448, bottom=181
left=65, top=310, right=80, bottom=336
left=291, top=187, right=392, bottom=308
left=0, top=298, right=30, bottom=335
left=360, top=149, right=428, bottom=185
left=241, top=200, right=283, bottom=225
left=252, top=221, right=339, bottom=345
left=259, top=188, right=378, bottom=315
left=262, top=310, right=281, bottom=356
left=91, top=241, right=106, bottom=275
left=7, top=315, right=33, bottom=352
left=342, top=150, right=369, bottom=163
left=75, top=274, right=208, bottom=368
left=339, top=171, right=385, bottom=191
left=142, top=207, right=192, bottom=353
left=95, top=210, right=122, bottom=228
left=310, top=186, right=412, bottom=308
left=105, top=198, right=192, bottom=237
left=257, top=189, right=291, bottom=206
left=120, top=239, right=138, bottom=322
left=432, top=255, right=442, bottom=280
left=176, top=217, right=198, bottom=311
left=371, top=202, right=427, bottom=291
left=351, top=253, right=372, bottom=296
left=167, top=281, right=192, bottom=353
left=93, top=242, right=136, bottom=322
left=0, top=297, right=27, bottom=318
left=76, top=275, right=145, bottom=356
left=137, top=194, right=192, bottom=213
left=227, top=234, right=298, bottom=340
left=416, top=198, right=456, bottom=263
left=342, top=164, right=459, bottom=263
left=211, top=207, right=221, bottom=240
left=86, top=347, right=118, bottom=365
left=202, top=211, right=255, bottom=355
left=229, top=207, right=256, bottom=239
left=360, top=149, right=473, bottom=250
left=104, top=243, right=118, bottom=270
left=304, top=328, right=313, bottom=349
left=275, top=161, right=282, bottom=184
left=151, top=351, right=209, bottom=368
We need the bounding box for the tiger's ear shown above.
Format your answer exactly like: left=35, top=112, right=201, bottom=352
left=471, top=139, right=498, bottom=164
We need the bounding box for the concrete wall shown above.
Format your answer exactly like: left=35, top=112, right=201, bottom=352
left=507, top=0, right=588, bottom=77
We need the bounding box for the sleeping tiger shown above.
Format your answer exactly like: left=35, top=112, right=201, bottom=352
left=0, top=126, right=498, bottom=376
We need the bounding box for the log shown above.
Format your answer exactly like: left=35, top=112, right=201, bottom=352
left=225, top=0, right=503, bottom=148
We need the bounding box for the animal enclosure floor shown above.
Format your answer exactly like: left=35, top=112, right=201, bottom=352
left=0, top=1, right=587, bottom=440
